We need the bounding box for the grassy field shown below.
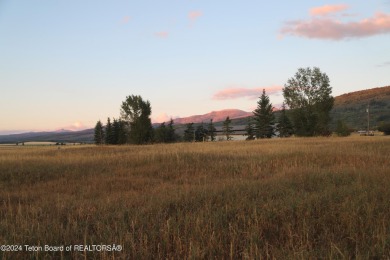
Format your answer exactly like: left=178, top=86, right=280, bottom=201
left=0, top=136, right=389, bottom=259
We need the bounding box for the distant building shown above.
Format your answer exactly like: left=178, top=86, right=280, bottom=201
left=358, top=130, right=374, bottom=136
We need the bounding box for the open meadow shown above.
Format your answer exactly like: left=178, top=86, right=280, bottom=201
left=0, top=136, right=389, bottom=259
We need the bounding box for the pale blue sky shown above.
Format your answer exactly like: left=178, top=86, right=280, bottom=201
left=1, top=0, right=389, bottom=134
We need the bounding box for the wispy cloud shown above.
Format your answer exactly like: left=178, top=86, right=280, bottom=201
left=155, top=31, right=169, bottom=38
left=281, top=12, right=390, bottom=40
left=188, top=10, right=203, bottom=26
left=212, top=86, right=283, bottom=100
left=121, top=15, right=131, bottom=24
left=310, top=4, right=349, bottom=16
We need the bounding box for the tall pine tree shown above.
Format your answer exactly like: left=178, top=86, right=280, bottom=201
left=166, top=119, right=176, bottom=143
left=105, top=117, right=112, bottom=144
left=183, top=123, right=195, bottom=142
left=253, top=89, right=275, bottom=138
left=117, top=119, right=127, bottom=144
left=195, top=122, right=208, bottom=142
left=208, top=119, right=216, bottom=141
left=222, top=116, right=234, bottom=141
left=155, top=122, right=167, bottom=143
left=112, top=118, right=122, bottom=144
left=94, top=120, right=105, bottom=145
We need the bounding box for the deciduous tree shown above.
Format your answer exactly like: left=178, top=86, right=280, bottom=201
left=120, top=95, right=153, bottom=144
left=283, top=67, right=334, bottom=136
left=276, top=103, right=294, bottom=138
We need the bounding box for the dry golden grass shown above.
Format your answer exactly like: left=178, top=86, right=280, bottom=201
left=0, top=136, right=389, bottom=259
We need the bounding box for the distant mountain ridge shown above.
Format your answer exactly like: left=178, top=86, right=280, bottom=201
left=0, top=129, right=94, bottom=144
left=0, top=109, right=250, bottom=144
left=168, top=109, right=252, bottom=125
left=1, top=86, right=389, bottom=143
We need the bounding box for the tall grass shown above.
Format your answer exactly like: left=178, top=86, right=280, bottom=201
left=0, top=136, right=389, bottom=259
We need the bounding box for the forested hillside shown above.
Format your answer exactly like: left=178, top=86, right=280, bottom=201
left=330, top=86, right=390, bottom=130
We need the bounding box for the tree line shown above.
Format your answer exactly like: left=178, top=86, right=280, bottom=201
left=242, top=66, right=335, bottom=140
left=94, top=95, right=176, bottom=145
left=95, top=66, right=371, bottom=144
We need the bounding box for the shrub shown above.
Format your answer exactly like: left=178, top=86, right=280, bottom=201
left=335, top=120, right=351, bottom=137
left=378, top=122, right=390, bottom=135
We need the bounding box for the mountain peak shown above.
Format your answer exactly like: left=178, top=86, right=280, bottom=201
left=170, top=109, right=252, bottom=125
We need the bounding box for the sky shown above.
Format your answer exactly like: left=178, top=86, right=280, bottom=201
left=0, top=0, right=389, bottom=134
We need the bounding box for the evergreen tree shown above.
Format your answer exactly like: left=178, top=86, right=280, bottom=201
left=245, top=117, right=255, bottom=140
left=120, top=95, right=153, bottom=144
left=117, top=119, right=127, bottom=144
left=208, top=119, right=216, bottom=141
left=166, top=119, right=176, bottom=143
left=222, top=116, right=234, bottom=141
left=253, top=89, right=275, bottom=138
left=276, top=103, right=294, bottom=138
left=283, top=67, right=334, bottom=136
left=105, top=117, right=112, bottom=144
left=155, top=122, right=167, bottom=143
left=195, top=122, right=208, bottom=142
left=110, top=119, right=127, bottom=145
left=183, top=123, right=195, bottom=142
left=94, top=120, right=105, bottom=145
left=111, top=118, right=121, bottom=144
